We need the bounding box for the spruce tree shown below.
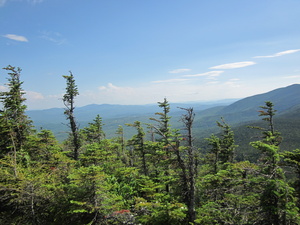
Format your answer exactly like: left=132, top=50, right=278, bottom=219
left=81, top=114, right=105, bottom=144
left=62, top=71, right=80, bottom=160
left=179, top=107, right=197, bottom=223
left=250, top=101, right=299, bottom=224
left=0, top=65, right=32, bottom=178
left=149, top=98, right=174, bottom=193
left=0, top=66, right=32, bottom=154
left=126, top=121, right=148, bottom=176
left=206, top=118, right=237, bottom=173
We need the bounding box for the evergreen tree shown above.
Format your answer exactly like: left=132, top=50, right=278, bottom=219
left=250, top=101, right=299, bottom=224
left=282, top=149, right=300, bottom=208
left=251, top=101, right=282, bottom=146
left=150, top=98, right=172, bottom=143
left=127, top=121, right=148, bottom=176
left=81, top=114, right=105, bottom=144
left=179, top=107, right=198, bottom=223
left=115, top=125, right=129, bottom=165
left=149, top=98, right=175, bottom=194
left=62, top=71, right=80, bottom=160
left=206, top=118, right=237, bottom=173
left=0, top=65, right=32, bottom=157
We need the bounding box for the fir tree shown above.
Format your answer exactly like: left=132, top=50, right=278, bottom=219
left=250, top=101, right=299, bottom=224
left=62, top=71, right=80, bottom=160
left=0, top=66, right=32, bottom=156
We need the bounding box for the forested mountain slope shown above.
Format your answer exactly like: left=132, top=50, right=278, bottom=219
left=194, top=83, right=300, bottom=127
left=192, top=84, right=300, bottom=160
left=2, top=66, right=300, bottom=225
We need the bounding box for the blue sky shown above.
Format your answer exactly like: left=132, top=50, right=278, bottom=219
left=1, top=0, right=300, bottom=109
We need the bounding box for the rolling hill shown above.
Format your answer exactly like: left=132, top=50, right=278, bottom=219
left=27, top=84, right=300, bottom=150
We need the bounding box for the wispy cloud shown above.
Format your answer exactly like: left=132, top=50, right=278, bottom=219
left=3, top=34, right=28, bottom=42
left=210, top=61, right=256, bottom=69
left=224, top=78, right=241, bottom=87
left=206, top=81, right=219, bottom=85
left=25, top=91, right=45, bottom=100
left=89, top=83, right=137, bottom=104
left=98, top=83, right=135, bottom=95
left=282, top=75, right=300, bottom=79
left=28, top=0, right=44, bottom=4
left=152, top=71, right=224, bottom=84
left=224, top=81, right=241, bottom=87
left=168, top=68, right=191, bottom=74
left=39, top=31, right=66, bottom=45
left=93, top=80, right=253, bottom=105
left=0, top=85, right=8, bottom=91
left=152, top=78, right=189, bottom=83
left=183, top=71, right=224, bottom=78
left=254, top=49, right=300, bottom=58
left=0, top=0, right=44, bottom=7
left=99, top=83, right=124, bottom=91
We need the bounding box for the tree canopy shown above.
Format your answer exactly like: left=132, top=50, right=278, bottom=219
left=0, top=66, right=299, bottom=224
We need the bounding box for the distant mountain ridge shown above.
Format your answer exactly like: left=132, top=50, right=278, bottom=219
left=192, top=84, right=300, bottom=127
left=26, top=84, right=300, bottom=141
left=220, top=84, right=300, bottom=114
left=26, top=99, right=237, bottom=124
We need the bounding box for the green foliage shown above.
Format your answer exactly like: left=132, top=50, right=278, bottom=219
left=1, top=76, right=300, bottom=225
left=282, top=149, right=300, bottom=173
left=0, top=146, right=74, bottom=224
left=126, top=121, right=148, bottom=175
left=0, top=65, right=32, bottom=156
left=206, top=118, right=237, bottom=173
left=150, top=98, right=172, bottom=143
left=62, top=71, right=80, bottom=160
left=134, top=197, right=187, bottom=225
left=197, top=161, right=262, bottom=224
left=81, top=114, right=105, bottom=144
left=66, top=165, right=125, bottom=224
left=281, top=149, right=300, bottom=208
left=249, top=101, right=300, bottom=224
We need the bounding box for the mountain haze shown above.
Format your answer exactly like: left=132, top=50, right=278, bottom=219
left=26, top=84, right=300, bottom=142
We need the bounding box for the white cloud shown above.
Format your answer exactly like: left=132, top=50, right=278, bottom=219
left=39, top=31, right=66, bottom=45
left=210, top=61, right=256, bottom=69
left=168, top=68, right=191, bottom=74
left=3, top=34, right=28, bottom=42
left=84, top=80, right=245, bottom=105
left=0, top=85, right=8, bottom=91
left=224, top=81, right=241, bottom=88
left=21, top=91, right=49, bottom=109
left=0, top=0, right=44, bottom=6
left=98, top=83, right=134, bottom=95
left=282, top=75, right=300, bottom=79
left=183, top=71, right=224, bottom=78
left=28, top=77, right=288, bottom=109
left=149, top=71, right=224, bottom=85
left=254, top=49, right=300, bottom=58
left=152, top=78, right=189, bottom=83
left=28, top=0, right=44, bottom=4
left=224, top=78, right=241, bottom=88
left=99, top=83, right=121, bottom=90
left=25, top=91, right=44, bottom=100
left=206, top=81, right=220, bottom=84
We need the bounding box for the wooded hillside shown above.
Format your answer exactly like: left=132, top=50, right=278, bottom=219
left=1, top=66, right=300, bottom=224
